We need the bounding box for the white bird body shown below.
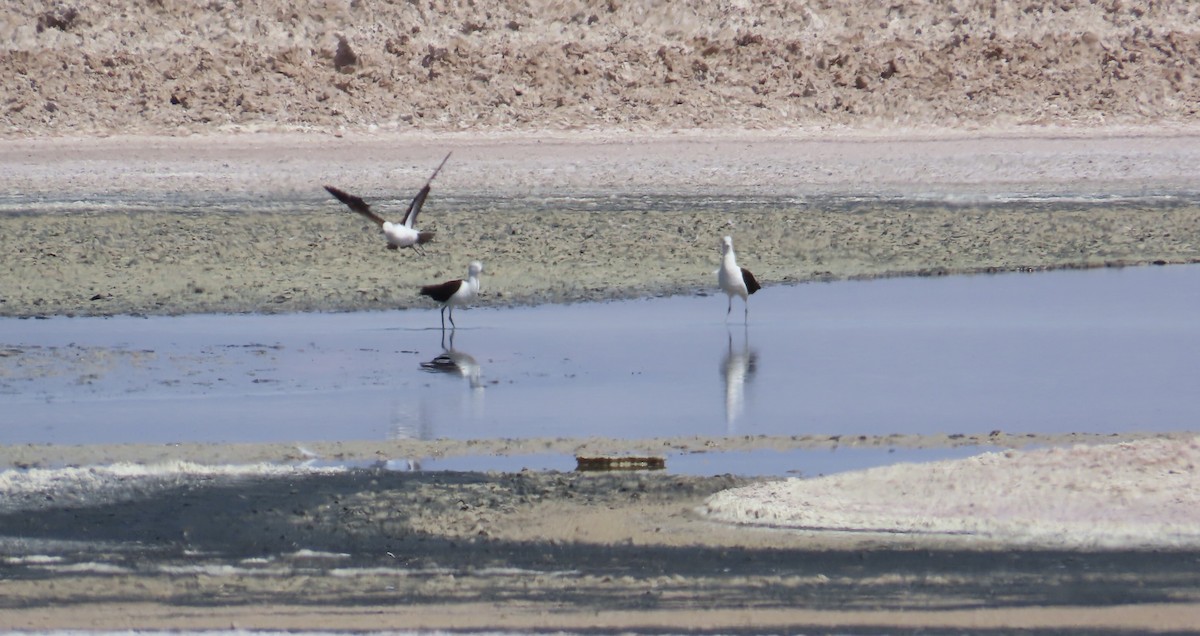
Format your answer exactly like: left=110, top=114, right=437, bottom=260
left=420, top=261, right=483, bottom=330
left=717, top=235, right=760, bottom=321
left=380, top=220, right=424, bottom=250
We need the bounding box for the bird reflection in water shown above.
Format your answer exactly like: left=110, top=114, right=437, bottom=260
left=385, top=402, right=430, bottom=470
left=420, top=329, right=484, bottom=390
left=721, top=326, right=758, bottom=433
left=388, top=331, right=485, bottom=462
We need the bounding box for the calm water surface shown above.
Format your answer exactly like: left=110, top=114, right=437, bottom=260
left=2, top=265, right=1197, bottom=454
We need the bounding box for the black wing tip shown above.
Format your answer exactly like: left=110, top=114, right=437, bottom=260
left=428, top=152, right=452, bottom=181
left=324, top=185, right=380, bottom=221
left=324, top=185, right=356, bottom=203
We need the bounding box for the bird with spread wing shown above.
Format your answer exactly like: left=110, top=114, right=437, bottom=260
left=324, top=151, right=451, bottom=255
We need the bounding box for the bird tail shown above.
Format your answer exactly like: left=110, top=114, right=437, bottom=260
left=416, top=231, right=436, bottom=245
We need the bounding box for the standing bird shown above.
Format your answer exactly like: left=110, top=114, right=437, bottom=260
left=717, top=235, right=761, bottom=322
left=324, top=152, right=451, bottom=255
left=419, top=261, right=484, bottom=330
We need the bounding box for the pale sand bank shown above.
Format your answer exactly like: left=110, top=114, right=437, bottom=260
left=703, top=437, right=1200, bottom=549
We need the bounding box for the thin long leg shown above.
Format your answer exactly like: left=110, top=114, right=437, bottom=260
left=448, top=305, right=457, bottom=329
left=414, top=244, right=427, bottom=256
left=439, top=306, right=447, bottom=331
left=726, top=296, right=733, bottom=321
left=744, top=300, right=749, bottom=323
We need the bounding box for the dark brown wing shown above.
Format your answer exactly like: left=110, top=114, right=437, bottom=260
left=741, top=267, right=761, bottom=295
left=419, top=278, right=462, bottom=303
left=325, top=185, right=386, bottom=227
left=402, top=151, right=452, bottom=228
left=420, top=354, right=462, bottom=374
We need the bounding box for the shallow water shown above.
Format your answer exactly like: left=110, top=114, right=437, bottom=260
left=2, top=265, right=1197, bottom=460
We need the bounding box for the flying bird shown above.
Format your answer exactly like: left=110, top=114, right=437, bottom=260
left=717, top=235, right=761, bottom=322
left=419, top=261, right=484, bottom=330
left=324, top=151, right=451, bottom=255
